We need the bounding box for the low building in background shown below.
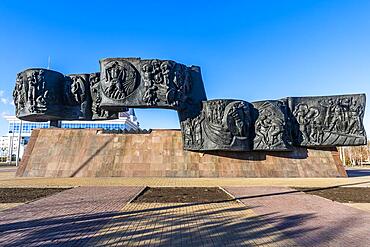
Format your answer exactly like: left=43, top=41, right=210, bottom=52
left=0, top=109, right=139, bottom=163
left=0, top=135, right=23, bottom=162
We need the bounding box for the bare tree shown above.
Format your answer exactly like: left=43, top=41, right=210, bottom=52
left=339, top=141, right=370, bottom=166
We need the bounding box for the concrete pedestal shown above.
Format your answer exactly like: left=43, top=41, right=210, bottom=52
left=16, top=129, right=347, bottom=178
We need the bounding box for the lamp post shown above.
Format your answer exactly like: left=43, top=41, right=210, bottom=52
left=8, top=120, right=15, bottom=164
left=16, top=120, right=23, bottom=166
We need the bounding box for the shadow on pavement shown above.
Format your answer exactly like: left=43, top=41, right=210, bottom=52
left=0, top=203, right=314, bottom=246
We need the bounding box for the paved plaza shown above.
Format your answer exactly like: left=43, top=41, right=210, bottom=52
left=0, top=167, right=369, bottom=246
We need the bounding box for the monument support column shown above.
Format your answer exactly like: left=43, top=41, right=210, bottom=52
left=50, top=120, right=61, bottom=128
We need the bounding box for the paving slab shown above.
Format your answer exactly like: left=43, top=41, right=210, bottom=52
left=0, top=203, right=23, bottom=212
left=225, top=186, right=370, bottom=247
left=344, top=203, right=370, bottom=213
left=0, top=186, right=144, bottom=246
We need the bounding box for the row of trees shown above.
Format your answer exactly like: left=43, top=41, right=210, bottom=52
left=338, top=141, right=370, bottom=166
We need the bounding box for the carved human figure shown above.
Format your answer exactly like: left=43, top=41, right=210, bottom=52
left=228, top=102, right=249, bottom=137
left=329, top=102, right=344, bottom=132
left=173, top=69, right=182, bottom=90
left=27, top=72, right=38, bottom=107
left=71, top=76, right=85, bottom=103
left=153, top=71, right=163, bottom=85
left=90, top=73, right=109, bottom=118
left=193, top=115, right=203, bottom=147
left=90, top=78, right=101, bottom=114
left=320, top=98, right=335, bottom=128
left=255, top=104, right=286, bottom=148
left=101, top=59, right=139, bottom=101
left=182, top=119, right=193, bottom=146
left=37, top=70, right=45, bottom=93
left=294, top=104, right=323, bottom=144
left=341, top=98, right=351, bottom=129
left=34, top=70, right=48, bottom=108
left=255, top=114, right=270, bottom=145
left=71, top=78, right=80, bottom=103
left=90, top=73, right=99, bottom=86
left=162, top=64, right=192, bottom=109
left=142, top=61, right=163, bottom=106
left=348, top=100, right=364, bottom=134
left=142, top=63, right=153, bottom=87
left=207, top=101, right=224, bottom=125
left=311, top=119, right=324, bottom=144
left=13, top=82, right=19, bottom=110
left=143, top=86, right=159, bottom=106
left=181, top=115, right=203, bottom=148
left=293, top=104, right=310, bottom=142
left=320, top=98, right=347, bottom=133
left=305, top=107, right=320, bottom=142
left=268, top=118, right=284, bottom=146
left=106, top=62, right=125, bottom=92
left=152, top=60, right=161, bottom=75
left=13, top=76, right=25, bottom=114
left=161, top=62, right=171, bottom=86
left=36, top=90, right=48, bottom=108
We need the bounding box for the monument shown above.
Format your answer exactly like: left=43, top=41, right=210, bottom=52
left=13, top=58, right=367, bottom=178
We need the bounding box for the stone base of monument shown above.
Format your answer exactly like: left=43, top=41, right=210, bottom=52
left=16, top=129, right=347, bottom=178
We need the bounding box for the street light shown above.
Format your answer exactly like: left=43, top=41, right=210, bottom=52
left=8, top=120, right=15, bottom=164
left=16, top=120, right=23, bottom=166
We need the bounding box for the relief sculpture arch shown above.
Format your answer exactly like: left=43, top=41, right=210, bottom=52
left=13, top=58, right=367, bottom=152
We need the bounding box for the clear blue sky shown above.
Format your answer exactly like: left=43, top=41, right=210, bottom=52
left=0, top=0, right=369, bottom=135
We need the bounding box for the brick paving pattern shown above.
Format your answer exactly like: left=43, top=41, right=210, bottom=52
left=225, top=186, right=370, bottom=247
left=86, top=202, right=297, bottom=246
left=0, top=186, right=144, bottom=246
